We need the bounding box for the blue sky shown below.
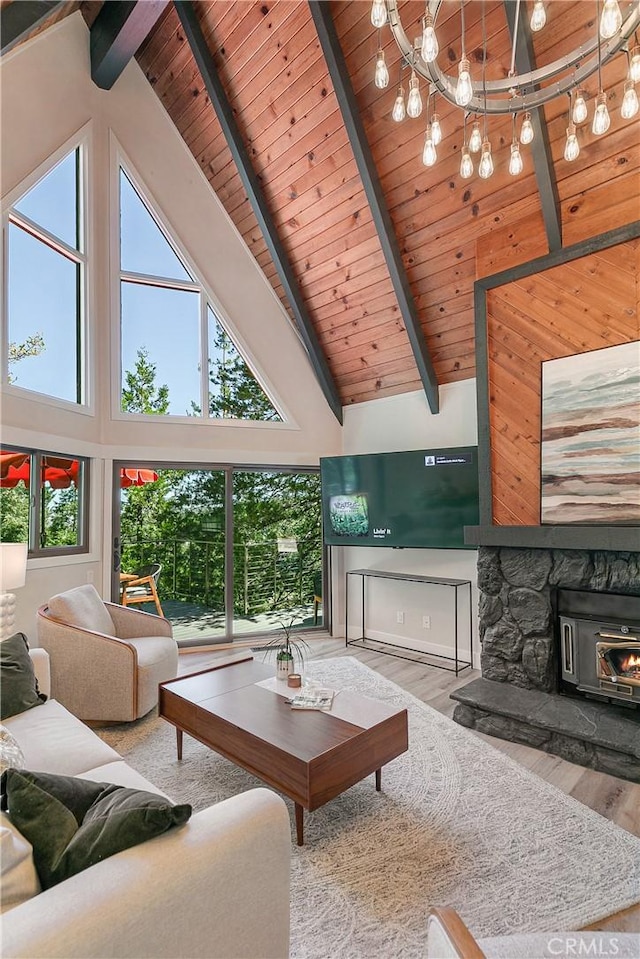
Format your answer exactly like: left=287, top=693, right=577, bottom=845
left=8, top=151, right=78, bottom=401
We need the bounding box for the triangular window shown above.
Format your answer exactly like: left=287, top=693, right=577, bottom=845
left=119, top=163, right=281, bottom=422
left=6, top=146, right=85, bottom=405
left=207, top=308, right=280, bottom=421
left=14, top=150, right=79, bottom=250
left=120, top=170, right=191, bottom=282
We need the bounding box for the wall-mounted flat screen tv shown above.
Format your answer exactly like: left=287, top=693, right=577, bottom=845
left=320, top=447, right=479, bottom=549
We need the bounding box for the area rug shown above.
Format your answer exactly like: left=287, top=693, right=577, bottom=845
left=97, top=657, right=640, bottom=957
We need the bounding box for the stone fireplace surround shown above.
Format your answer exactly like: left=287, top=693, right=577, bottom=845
left=451, top=546, right=640, bottom=783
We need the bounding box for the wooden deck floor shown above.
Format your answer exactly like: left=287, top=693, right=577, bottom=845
left=137, top=598, right=322, bottom=644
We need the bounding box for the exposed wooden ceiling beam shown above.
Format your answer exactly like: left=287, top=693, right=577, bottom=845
left=310, top=1, right=440, bottom=415
left=1, top=1, right=65, bottom=56
left=503, top=1, right=562, bottom=252
left=90, top=0, right=169, bottom=90
left=174, top=0, right=344, bottom=425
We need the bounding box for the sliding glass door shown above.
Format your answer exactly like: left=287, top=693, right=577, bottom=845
left=115, top=467, right=226, bottom=643
left=232, top=469, right=323, bottom=637
left=113, top=462, right=324, bottom=645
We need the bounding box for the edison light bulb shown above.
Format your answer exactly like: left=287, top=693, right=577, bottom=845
left=592, top=92, right=610, bottom=134
left=374, top=50, right=389, bottom=89
left=422, top=130, right=437, bottom=167
left=520, top=112, right=534, bottom=144
left=621, top=81, right=640, bottom=119
left=407, top=74, right=423, bottom=118
left=630, top=47, right=640, bottom=84
left=430, top=113, right=442, bottom=145
left=469, top=121, right=482, bottom=153
left=421, top=13, right=439, bottom=63
left=455, top=58, right=473, bottom=107
left=599, top=0, right=622, bottom=39
left=509, top=142, right=523, bottom=176
left=478, top=140, right=494, bottom=179
left=564, top=124, right=580, bottom=161
left=371, top=0, right=387, bottom=29
left=530, top=1, right=546, bottom=31
left=460, top=148, right=474, bottom=179
left=572, top=90, right=588, bottom=124
left=392, top=86, right=406, bottom=122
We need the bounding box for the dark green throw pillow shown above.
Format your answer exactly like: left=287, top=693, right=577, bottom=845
left=2, top=768, right=192, bottom=889
left=0, top=633, right=47, bottom=720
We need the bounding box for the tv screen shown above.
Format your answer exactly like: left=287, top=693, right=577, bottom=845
left=320, top=447, right=479, bottom=549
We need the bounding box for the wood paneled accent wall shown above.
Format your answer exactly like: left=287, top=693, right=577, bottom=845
left=484, top=239, right=639, bottom=526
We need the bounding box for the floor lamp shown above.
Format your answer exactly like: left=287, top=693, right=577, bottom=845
left=0, top=543, right=27, bottom=641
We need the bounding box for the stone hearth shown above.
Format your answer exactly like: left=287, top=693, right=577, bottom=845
left=450, top=546, right=640, bottom=783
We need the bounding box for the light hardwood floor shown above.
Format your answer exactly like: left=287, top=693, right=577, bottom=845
left=178, top=634, right=640, bottom=934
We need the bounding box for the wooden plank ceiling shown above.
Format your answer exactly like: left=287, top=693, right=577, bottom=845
left=11, top=0, right=640, bottom=409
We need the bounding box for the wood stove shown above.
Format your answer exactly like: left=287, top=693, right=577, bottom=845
left=556, top=588, right=640, bottom=708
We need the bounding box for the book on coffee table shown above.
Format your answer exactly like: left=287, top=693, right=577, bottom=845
left=288, top=688, right=335, bottom=711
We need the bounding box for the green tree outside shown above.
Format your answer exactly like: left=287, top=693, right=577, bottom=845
left=1, top=336, right=45, bottom=545
left=190, top=320, right=281, bottom=421
left=7, top=333, right=45, bottom=385
left=119, top=344, right=321, bottom=625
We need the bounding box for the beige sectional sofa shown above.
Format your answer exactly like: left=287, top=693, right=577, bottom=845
left=1, top=649, right=291, bottom=959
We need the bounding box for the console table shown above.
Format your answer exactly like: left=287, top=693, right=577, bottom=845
left=345, top=569, right=473, bottom=676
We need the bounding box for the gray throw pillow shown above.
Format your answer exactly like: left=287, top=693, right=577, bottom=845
left=0, top=633, right=47, bottom=720
left=47, top=585, right=114, bottom=635
left=1, top=768, right=192, bottom=889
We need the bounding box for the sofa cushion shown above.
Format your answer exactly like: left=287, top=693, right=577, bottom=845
left=3, top=700, right=120, bottom=777
left=0, top=633, right=47, bottom=720
left=47, top=584, right=114, bottom=636
left=2, top=768, right=192, bottom=890
left=79, top=760, right=169, bottom=798
left=0, top=811, right=40, bottom=913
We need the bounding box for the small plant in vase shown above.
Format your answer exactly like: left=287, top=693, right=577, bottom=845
left=263, top=616, right=309, bottom=681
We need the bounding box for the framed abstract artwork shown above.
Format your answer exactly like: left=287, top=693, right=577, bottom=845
left=541, top=340, right=640, bottom=525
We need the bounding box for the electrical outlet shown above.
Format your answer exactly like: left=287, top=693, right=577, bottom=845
left=86, top=570, right=94, bottom=584
left=422, top=615, right=431, bottom=629
left=396, top=611, right=404, bottom=624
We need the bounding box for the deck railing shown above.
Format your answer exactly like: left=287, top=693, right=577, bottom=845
left=121, top=536, right=321, bottom=616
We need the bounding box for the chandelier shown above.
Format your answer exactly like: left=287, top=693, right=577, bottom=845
left=370, top=0, right=640, bottom=178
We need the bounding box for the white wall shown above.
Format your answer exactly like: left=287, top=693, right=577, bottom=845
left=333, top=380, right=480, bottom=668
left=1, top=14, right=341, bottom=638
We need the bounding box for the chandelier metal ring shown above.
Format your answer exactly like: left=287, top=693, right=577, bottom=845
left=386, top=0, right=640, bottom=115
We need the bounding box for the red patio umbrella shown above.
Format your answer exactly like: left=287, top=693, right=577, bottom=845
left=0, top=452, right=30, bottom=487
left=120, top=468, right=159, bottom=488
left=0, top=453, right=158, bottom=489
left=0, top=454, right=79, bottom=489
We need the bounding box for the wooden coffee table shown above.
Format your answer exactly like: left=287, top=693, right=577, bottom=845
left=159, top=657, right=408, bottom=845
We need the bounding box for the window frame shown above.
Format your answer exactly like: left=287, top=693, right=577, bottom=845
left=0, top=444, right=90, bottom=558
left=111, top=459, right=328, bottom=645
left=1, top=129, right=91, bottom=412
left=111, top=145, right=287, bottom=426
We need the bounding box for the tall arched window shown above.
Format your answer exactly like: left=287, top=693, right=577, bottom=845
left=119, top=166, right=281, bottom=422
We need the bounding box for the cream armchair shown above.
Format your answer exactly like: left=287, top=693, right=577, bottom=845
left=37, top=584, right=178, bottom=723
